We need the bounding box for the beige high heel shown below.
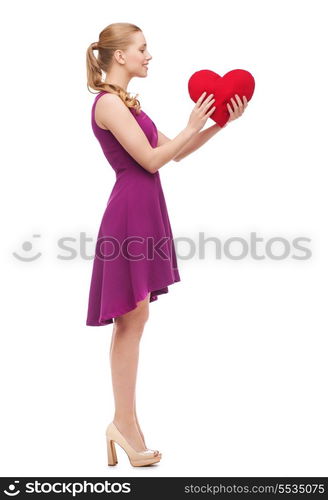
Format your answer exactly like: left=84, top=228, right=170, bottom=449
left=105, top=422, right=162, bottom=467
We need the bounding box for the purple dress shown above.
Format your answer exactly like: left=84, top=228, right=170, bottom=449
left=86, top=91, right=181, bottom=326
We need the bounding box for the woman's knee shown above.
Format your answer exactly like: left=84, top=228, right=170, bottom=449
left=114, top=293, right=150, bottom=332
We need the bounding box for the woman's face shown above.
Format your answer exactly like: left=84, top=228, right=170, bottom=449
left=125, top=31, right=152, bottom=77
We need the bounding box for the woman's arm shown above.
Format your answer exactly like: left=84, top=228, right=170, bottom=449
left=157, top=94, right=248, bottom=162
left=157, top=125, right=222, bottom=162
left=173, top=123, right=222, bottom=161
left=156, top=131, right=180, bottom=162
left=96, top=93, right=197, bottom=174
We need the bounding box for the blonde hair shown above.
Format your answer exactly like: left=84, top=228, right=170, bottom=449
left=86, top=22, right=142, bottom=114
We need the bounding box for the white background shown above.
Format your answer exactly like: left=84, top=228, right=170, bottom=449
left=1, top=0, right=327, bottom=478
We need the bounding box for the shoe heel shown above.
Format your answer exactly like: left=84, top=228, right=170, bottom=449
left=106, top=422, right=161, bottom=467
left=106, top=437, right=118, bottom=466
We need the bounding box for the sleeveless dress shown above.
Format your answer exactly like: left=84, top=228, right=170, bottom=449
left=86, top=91, right=181, bottom=326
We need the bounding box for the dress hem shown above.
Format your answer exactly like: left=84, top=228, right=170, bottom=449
left=86, top=276, right=181, bottom=327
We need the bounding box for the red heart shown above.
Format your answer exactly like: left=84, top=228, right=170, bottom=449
left=188, top=69, right=255, bottom=127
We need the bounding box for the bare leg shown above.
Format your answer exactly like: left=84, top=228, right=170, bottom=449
left=110, top=293, right=157, bottom=453
left=110, top=322, right=146, bottom=446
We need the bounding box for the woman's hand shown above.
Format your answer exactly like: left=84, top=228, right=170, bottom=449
left=223, top=94, right=248, bottom=127
left=187, top=91, right=216, bottom=133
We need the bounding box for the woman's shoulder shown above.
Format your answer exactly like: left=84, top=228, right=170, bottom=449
left=95, top=91, right=121, bottom=104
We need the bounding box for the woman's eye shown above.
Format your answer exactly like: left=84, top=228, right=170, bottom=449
left=140, top=50, right=145, bottom=53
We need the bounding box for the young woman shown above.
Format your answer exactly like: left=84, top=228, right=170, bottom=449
left=85, top=22, right=247, bottom=467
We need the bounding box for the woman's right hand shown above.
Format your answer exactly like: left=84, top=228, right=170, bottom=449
left=187, top=91, right=216, bottom=133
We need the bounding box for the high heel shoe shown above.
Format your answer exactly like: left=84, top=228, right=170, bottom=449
left=105, top=422, right=162, bottom=467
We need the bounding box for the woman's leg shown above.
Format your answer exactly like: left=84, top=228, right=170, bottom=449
left=109, top=292, right=153, bottom=452
left=110, top=322, right=146, bottom=446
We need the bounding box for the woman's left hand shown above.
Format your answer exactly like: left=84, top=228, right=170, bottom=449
left=224, top=94, right=248, bottom=126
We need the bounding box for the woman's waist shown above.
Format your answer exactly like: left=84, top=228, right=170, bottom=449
left=115, top=167, right=159, bottom=184
left=107, top=173, right=158, bottom=202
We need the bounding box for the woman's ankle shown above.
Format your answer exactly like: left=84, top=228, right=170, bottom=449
left=113, top=414, right=136, bottom=427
